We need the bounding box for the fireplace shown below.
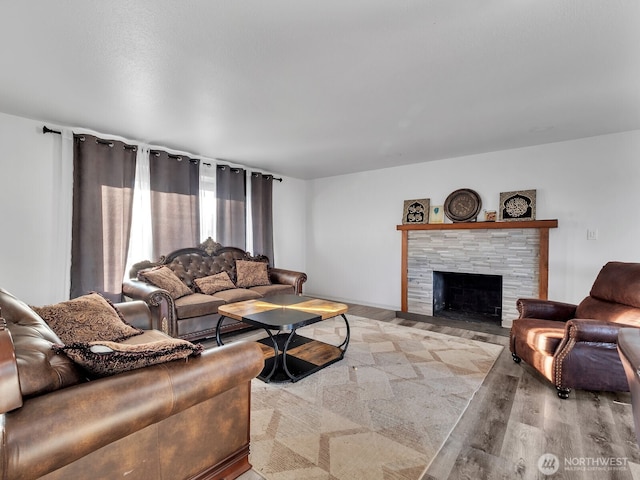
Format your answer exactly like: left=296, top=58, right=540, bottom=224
left=397, top=220, right=558, bottom=328
left=433, top=271, right=502, bottom=323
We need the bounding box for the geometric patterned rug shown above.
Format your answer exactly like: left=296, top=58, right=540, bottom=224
left=249, top=316, right=503, bottom=479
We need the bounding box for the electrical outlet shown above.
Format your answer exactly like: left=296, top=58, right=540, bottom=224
left=587, top=229, right=598, bottom=241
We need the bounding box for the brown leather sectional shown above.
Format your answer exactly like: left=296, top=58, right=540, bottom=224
left=123, top=241, right=307, bottom=341
left=0, top=288, right=263, bottom=480
left=510, top=261, right=640, bottom=398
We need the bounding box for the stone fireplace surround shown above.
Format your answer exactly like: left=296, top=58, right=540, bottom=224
left=396, top=220, right=558, bottom=328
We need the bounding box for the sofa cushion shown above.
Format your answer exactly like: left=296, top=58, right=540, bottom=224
left=139, top=266, right=193, bottom=299
left=235, top=260, right=270, bottom=288
left=210, top=288, right=263, bottom=303
left=590, top=262, right=640, bottom=309
left=32, top=293, right=143, bottom=344
left=194, top=272, right=236, bottom=295
left=575, top=296, right=640, bottom=325
left=510, top=318, right=565, bottom=381
left=250, top=284, right=295, bottom=296
left=175, top=293, right=226, bottom=319
left=53, top=338, right=203, bottom=377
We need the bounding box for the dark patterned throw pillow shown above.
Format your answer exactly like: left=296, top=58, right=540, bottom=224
left=235, top=260, right=271, bottom=288
left=32, top=293, right=143, bottom=344
left=194, top=272, right=237, bottom=294
left=138, top=266, right=193, bottom=299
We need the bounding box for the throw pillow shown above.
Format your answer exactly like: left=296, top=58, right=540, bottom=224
left=32, top=293, right=143, bottom=345
left=235, top=260, right=271, bottom=288
left=52, top=339, right=204, bottom=377
left=139, top=266, right=192, bottom=299
left=194, top=272, right=237, bottom=295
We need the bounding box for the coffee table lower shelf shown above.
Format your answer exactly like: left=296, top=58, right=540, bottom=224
left=216, top=295, right=350, bottom=383
left=257, top=333, right=345, bottom=383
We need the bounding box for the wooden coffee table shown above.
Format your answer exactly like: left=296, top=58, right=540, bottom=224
left=216, top=294, right=350, bottom=383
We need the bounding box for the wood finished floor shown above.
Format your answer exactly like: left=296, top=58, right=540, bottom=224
left=237, top=303, right=640, bottom=480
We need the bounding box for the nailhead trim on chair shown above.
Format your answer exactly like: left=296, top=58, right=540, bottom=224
left=554, top=326, right=577, bottom=389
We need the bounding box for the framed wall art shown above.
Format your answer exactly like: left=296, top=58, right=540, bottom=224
left=429, top=205, right=444, bottom=224
left=484, top=210, right=497, bottom=222
left=499, top=189, right=536, bottom=222
left=402, top=198, right=430, bottom=224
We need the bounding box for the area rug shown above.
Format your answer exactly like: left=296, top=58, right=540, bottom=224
left=248, top=316, right=503, bottom=480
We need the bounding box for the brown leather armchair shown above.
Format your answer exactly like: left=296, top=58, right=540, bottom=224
left=510, top=262, right=640, bottom=398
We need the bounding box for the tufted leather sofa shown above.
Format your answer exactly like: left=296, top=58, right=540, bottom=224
left=510, top=261, right=640, bottom=398
left=122, top=241, right=307, bottom=342
left=0, top=287, right=264, bottom=480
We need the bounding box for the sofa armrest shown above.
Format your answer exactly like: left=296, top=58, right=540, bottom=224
left=2, top=341, right=264, bottom=480
left=553, top=319, right=635, bottom=392
left=122, top=279, right=176, bottom=336
left=269, top=268, right=307, bottom=294
left=517, top=298, right=577, bottom=321
left=114, top=300, right=154, bottom=330
left=0, top=320, right=22, bottom=413
left=565, top=318, right=627, bottom=344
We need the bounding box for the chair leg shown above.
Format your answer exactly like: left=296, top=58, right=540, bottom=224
left=511, top=352, right=521, bottom=363
left=557, top=387, right=571, bottom=399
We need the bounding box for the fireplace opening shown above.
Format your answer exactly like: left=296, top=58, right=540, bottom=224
left=433, top=271, right=502, bottom=323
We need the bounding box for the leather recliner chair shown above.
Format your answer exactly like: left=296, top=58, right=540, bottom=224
left=510, top=261, right=640, bottom=398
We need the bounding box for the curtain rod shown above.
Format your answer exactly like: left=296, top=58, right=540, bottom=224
left=43, top=125, right=282, bottom=181
left=43, top=125, right=61, bottom=135
left=252, top=172, right=283, bottom=182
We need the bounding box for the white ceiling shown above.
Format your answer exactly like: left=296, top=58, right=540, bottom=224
left=1, top=1, right=639, bottom=179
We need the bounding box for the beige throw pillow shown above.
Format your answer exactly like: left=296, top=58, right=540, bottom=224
left=139, top=266, right=192, bottom=299
left=53, top=338, right=203, bottom=377
left=32, top=293, right=143, bottom=344
left=194, top=272, right=236, bottom=294
left=235, top=260, right=271, bottom=288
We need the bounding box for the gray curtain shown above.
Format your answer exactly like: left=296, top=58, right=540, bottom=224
left=216, top=165, right=246, bottom=249
left=251, top=172, right=274, bottom=263
left=149, top=151, right=200, bottom=258
left=70, top=134, right=137, bottom=301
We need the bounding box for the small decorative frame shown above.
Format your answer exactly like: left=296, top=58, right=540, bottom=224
left=402, top=198, right=430, bottom=224
left=429, top=205, right=444, bottom=224
left=499, top=189, right=536, bottom=222
left=484, top=210, right=497, bottom=222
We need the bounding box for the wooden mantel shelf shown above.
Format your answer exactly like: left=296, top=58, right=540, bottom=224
left=397, top=219, right=559, bottom=313
left=396, top=219, right=558, bottom=231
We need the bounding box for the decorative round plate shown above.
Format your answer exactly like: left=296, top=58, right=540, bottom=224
left=444, top=188, right=482, bottom=222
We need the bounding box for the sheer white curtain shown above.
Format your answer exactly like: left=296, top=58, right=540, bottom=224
left=199, top=162, right=217, bottom=242
left=51, top=128, right=74, bottom=301
left=124, top=145, right=153, bottom=278
left=245, top=170, right=253, bottom=254
left=124, top=150, right=220, bottom=277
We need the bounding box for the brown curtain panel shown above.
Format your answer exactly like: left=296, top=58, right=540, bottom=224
left=251, top=172, right=274, bottom=263
left=216, top=165, right=246, bottom=249
left=70, top=134, right=137, bottom=301
left=149, top=151, right=200, bottom=258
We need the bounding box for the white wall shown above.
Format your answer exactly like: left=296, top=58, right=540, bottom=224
left=2, top=109, right=638, bottom=311
left=272, top=175, right=306, bottom=273
left=304, top=130, right=640, bottom=311
left=0, top=111, right=307, bottom=305
left=0, top=113, right=63, bottom=305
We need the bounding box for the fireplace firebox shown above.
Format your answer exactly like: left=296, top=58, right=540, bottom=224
left=433, top=271, right=502, bottom=323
